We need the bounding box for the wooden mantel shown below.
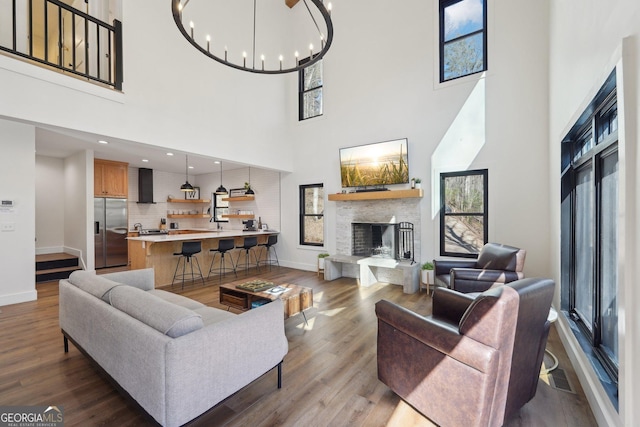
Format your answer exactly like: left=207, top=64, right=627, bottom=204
left=327, top=189, right=423, bottom=201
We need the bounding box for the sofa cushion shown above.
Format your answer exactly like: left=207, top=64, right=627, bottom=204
left=109, top=286, right=203, bottom=338
left=147, top=289, right=205, bottom=310
left=68, top=270, right=122, bottom=303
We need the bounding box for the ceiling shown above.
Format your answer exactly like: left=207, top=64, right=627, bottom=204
left=35, top=126, right=245, bottom=175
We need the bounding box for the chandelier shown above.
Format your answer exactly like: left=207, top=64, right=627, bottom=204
left=171, top=0, right=333, bottom=74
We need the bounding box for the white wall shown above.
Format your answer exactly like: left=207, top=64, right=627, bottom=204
left=63, top=151, right=93, bottom=271
left=127, top=166, right=281, bottom=232
left=35, top=152, right=96, bottom=269
left=280, top=0, right=551, bottom=274
left=0, top=0, right=633, bottom=423
left=549, top=1, right=640, bottom=425
left=0, top=0, right=293, bottom=172
left=196, top=167, right=281, bottom=232
left=0, top=119, right=37, bottom=306
left=35, top=156, right=65, bottom=252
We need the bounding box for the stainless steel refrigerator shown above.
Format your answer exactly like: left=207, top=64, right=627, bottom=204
left=94, top=198, right=128, bottom=268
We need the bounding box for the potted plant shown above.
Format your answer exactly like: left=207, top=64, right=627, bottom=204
left=244, top=182, right=255, bottom=195
left=317, top=253, right=330, bottom=273
left=414, top=178, right=422, bottom=189
left=421, top=261, right=434, bottom=288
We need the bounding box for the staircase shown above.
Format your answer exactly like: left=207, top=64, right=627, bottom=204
left=36, top=253, right=82, bottom=283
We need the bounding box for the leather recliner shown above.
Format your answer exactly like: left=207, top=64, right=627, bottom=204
left=375, top=277, right=555, bottom=427
left=434, top=242, right=526, bottom=293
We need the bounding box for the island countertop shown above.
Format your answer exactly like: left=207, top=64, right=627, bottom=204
left=127, top=229, right=279, bottom=286
left=127, top=229, right=278, bottom=243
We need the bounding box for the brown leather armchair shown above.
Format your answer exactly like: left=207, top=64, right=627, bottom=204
left=434, top=242, right=526, bottom=293
left=375, top=278, right=555, bottom=427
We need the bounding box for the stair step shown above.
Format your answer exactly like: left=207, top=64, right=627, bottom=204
left=35, top=253, right=82, bottom=282
left=36, top=266, right=83, bottom=283
left=36, top=253, right=79, bottom=272
left=35, top=266, right=82, bottom=276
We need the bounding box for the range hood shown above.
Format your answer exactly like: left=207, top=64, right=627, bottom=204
left=138, top=168, right=155, bottom=203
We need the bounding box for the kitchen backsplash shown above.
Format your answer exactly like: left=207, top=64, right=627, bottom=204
left=127, top=167, right=280, bottom=232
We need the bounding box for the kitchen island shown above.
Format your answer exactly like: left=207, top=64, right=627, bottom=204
left=128, top=229, right=278, bottom=287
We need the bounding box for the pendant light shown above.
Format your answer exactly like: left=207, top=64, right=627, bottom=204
left=245, top=167, right=255, bottom=195
left=215, top=161, right=228, bottom=195
left=180, top=155, right=195, bottom=192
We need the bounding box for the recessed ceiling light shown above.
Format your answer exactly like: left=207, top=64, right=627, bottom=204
left=98, top=140, right=109, bottom=144
left=214, top=160, right=220, bottom=164
left=166, top=152, right=174, bottom=156
left=142, top=159, right=149, bottom=162
left=188, top=165, right=194, bottom=169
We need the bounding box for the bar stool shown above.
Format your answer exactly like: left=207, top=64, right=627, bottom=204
left=207, top=238, right=237, bottom=283
left=257, top=234, right=279, bottom=271
left=235, top=236, right=260, bottom=275
left=172, top=241, right=205, bottom=289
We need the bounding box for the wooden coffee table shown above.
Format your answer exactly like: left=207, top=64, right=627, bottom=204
left=219, top=282, right=313, bottom=323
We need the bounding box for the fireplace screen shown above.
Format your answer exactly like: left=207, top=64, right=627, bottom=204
left=397, top=222, right=415, bottom=263
left=351, top=222, right=414, bottom=263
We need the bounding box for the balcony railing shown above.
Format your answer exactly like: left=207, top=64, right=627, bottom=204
left=0, top=0, right=123, bottom=90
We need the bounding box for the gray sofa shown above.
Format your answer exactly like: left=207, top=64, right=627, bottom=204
left=59, top=268, right=288, bottom=427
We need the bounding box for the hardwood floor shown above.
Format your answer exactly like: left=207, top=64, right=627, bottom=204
left=0, top=267, right=597, bottom=426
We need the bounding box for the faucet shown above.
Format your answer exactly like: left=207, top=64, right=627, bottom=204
left=209, top=217, right=222, bottom=230
left=133, top=223, right=142, bottom=232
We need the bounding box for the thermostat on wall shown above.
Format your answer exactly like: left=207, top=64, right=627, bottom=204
left=1, top=200, right=15, bottom=208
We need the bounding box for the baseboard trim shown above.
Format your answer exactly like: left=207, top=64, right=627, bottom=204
left=0, top=290, right=38, bottom=307
left=35, top=246, right=65, bottom=255
left=278, top=260, right=316, bottom=272
left=63, top=247, right=87, bottom=270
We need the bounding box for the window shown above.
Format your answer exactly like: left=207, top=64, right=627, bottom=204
left=211, top=193, right=229, bottom=223
left=440, top=169, right=488, bottom=257
left=299, top=58, right=323, bottom=120
left=440, top=0, right=487, bottom=82
left=299, top=184, right=324, bottom=246
left=561, top=70, right=618, bottom=389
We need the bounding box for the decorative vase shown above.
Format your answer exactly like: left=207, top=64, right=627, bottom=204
left=415, top=183, right=422, bottom=189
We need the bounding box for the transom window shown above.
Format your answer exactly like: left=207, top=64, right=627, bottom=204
left=299, top=58, right=323, bottom=121
left=439, top=0, right=487, bottom=82
left=440, top=169, right=488, bottom=257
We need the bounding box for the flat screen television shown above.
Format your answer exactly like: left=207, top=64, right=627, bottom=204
left=340, top=138, right=409, bottom=188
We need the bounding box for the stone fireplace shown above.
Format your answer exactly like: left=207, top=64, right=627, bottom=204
left=324, top=192, right=423, bottom=293
left=335, top=198, right=421, bottom=260
left=331, top=197, right=421, bottom=284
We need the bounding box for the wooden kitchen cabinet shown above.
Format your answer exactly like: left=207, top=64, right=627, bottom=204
left=95, top=159, right=128, bottom=198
